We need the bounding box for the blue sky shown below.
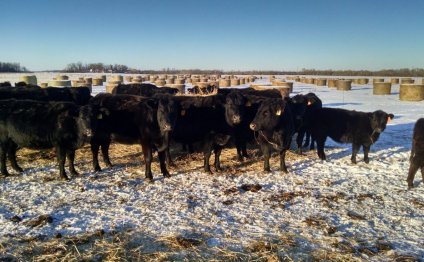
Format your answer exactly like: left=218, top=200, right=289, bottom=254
left=1, top=0, right=423, bottom=71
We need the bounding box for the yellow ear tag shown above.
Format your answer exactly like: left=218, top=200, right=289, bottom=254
left=97, top=114, right=103, bottom=119
left=181, top=109, right=186, bottom=116
left=307, top=101, right=312, bottom=106
left=276, top=109, right=282, bottom=116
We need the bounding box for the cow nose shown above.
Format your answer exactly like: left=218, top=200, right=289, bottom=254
left=249, top=123, right=257, bottom=131
left=163, top=124, right=172, bottom=132
left=232, top=115, right=241, bottom=124
left=85, top=129, right=93, bottom=137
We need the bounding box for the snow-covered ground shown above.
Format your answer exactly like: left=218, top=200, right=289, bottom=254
left=0, top=73, right=423, bottom=260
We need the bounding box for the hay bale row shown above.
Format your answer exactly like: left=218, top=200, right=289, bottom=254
left=401, top=78, right=415, bottom=84
left=48, top=80, right=71, bottom=87
left=336, top=80, right=352, bottom=91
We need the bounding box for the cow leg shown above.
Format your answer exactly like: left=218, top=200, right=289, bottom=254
left=236, top=145, right=244, bottom=162
left=56, top=147, right=69, bottom=180
left=158, top=150, right=170, bottom=178
left=8, top=144, right=23, bottom=173
left=203, top=146, right=213, bottom=173
left=351, top=143, right=360, bottom=164
left=280, top=149, right=288, bottom=173
left=316, top=137, right=326, bottom=160
left=296, top=130, right=305, bottom=154
left=241, top=142, right=249, bottom=159
left=101, top=142, right=113, bottom=168
left=310, top=135, right=316, bottom=150
left=165, top=148, right=175, bottom=167
left=261, top=144, right=271, bottom=172
left=0, top=145, right=9, bottom=177
left=363, top=145, right=371, bottom=164
left=91, top=142, right=102, bottom=172
left=407, top=161, right=419, bottom=189
left=303, top=131, right=310, bottom=148
left=421, top=165, right=424, bottom=185
left=141, top=144, right=154, bottom=182
left=67, top=150, right=79, bottom=177
left=214, top=146, right=223, bottom=172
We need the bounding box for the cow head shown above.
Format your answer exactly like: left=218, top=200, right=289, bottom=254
left=250, top=99, right=286, bottom=131
left=224, top=91, right=246, bottom=126
left=287, top=94, right=308, bottom=129
left=77, top=104, right=110, bottom=142
left=156, top=96, right=178, bottom=134
left=370, top=110, right=394, bottom=133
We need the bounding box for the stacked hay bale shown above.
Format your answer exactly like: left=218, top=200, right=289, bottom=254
left=399, top=84, right=424, bottom=101
left=401, top=78, right=415, bottom=84
left=19, top=75, right=37, bottom=85
left=391, top=78, right=400, bottom=84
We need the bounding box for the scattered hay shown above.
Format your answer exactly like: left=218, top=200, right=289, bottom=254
left=240, top=184, right=262, bottom=192
left=159, top=235, right=203, bottom=250
left=23, top=215, right=53, bottom=228
left=411, top=198, right=424, bottom=209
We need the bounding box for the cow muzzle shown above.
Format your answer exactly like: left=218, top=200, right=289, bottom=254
left=85, top=129, right=93, bottom=137
left=162, top=124, right=172, bottom=132
left=249, top=123, right=257, bottom=131
left=232, top=115, right=241, bottom=124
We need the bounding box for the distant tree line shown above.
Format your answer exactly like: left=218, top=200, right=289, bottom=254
left=64, top=62, right=130, bottom=73
left=63, top=62, right=424, bottom=77
left=0, top=62, right=28, bottom=72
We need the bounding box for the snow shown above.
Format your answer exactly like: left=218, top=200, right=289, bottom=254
left=0, top=73, right=423, bottom=259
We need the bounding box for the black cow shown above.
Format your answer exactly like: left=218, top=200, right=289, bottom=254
left=165, top=94, right=232, bottom=172
left=0, top=100, right=104, bottom=180
left=0, top=82, right=12, bottom=87
left=0, top=86, right=91, bottom=105
left=407, top=118, right=424, bottom=189
left=310, top=108, right=394, bottom=163
left=300, top=93, right=322, bottom=150
left=112, top=83, right=179, bottom=96
left=249, top=98, right=295, bottom=173
left=187, top=84, right=216, bottom=94
left=88, top=93, right=176, bottom=182
left=287, top=93, right=322, bottom=153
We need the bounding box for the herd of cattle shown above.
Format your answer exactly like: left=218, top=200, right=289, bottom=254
left=0, top=80, right=422, bottom=189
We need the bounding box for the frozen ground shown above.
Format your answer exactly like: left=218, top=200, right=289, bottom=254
left=0, top=73, right=423, bottom=260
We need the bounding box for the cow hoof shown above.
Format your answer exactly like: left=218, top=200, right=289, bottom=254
left=364, top=159, right=370, bottom=164
left=145, top=177, right=154, bottom=183
left=163, top=173, right=171, bottom=178
left=12, top=167, right=23, bottom=173
left=105, top=162, right=113, bottom=168
left=264, top=168, right=271, bottom=173
left=94, top=166, right=102, bottom=172
left=351, top=160, right=357, bottom=164
left=280, top=169, right=289, bottom=174
left=71, top=171, right=79, bottom=177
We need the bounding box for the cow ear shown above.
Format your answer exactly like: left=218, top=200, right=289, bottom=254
left=387, top=114, right=394, bottom=123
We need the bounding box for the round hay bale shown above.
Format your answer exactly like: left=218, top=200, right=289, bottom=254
left=132, top=77, right=143, bottom=83
left=48, top=80, right=71, bottom=87
left=166, top=78, right=175, bottom=85
left=399, top=84, right=424, bottom=101
left=219, top=79, right=231, bottom=87
left=358, top=78, right=369, bottom=85
left=391, top=78, right=400, bottom=84
left=101, top=75, right=107, bottom=82
left=149, top=75, right=158, bottom=82
left=328, top=79, right=337, bottom=88
left=40, top=83, right=48, bottom=88
left=19, top=75, right=37, bottom=85
left=239, top=78, right=246, bottom=85
left=106, top=81, right=121, bottom=93
left=196, top=82, right=211, bottom=88
left=168, top=84, right=185, bottom=94
left=373, top=82, right=392, bottom=95
left=71, top=80, right=83, bottom=87
left=401, top=78, right=414, bottom=84
left=231, top=79, right=240, bottom=86
left=373, top=78, right=385, bottom=83
left=254, top=85, right=290, bottom=98
left=112, top=75, right=123, bottom=82
left=155, top=80, right=166, bottom=86
left=250, top=83, right=272, bottom=88
left=336, top=80, right=352, bottom=91
left=78, top=77, right=84, bottom=81
left=124, top=76, right=133, bottom=82
left=84, top=77, right=92, bottom=84
left=56, top=75, right=69, bottom=80
left=306, top=78, right=315, bottom=84
left=92, top=78, right=104, bottom=86
left=174, top=78, right=185, bottom=85
left=315, top=79, right=327, bottom=86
